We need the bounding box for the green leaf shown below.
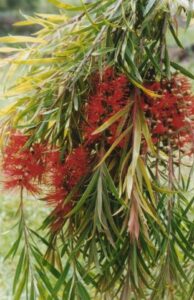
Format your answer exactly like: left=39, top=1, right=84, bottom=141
left=53, top=262, right=70, bottom=295
left=14, top=269, right=28, bottom=300
left=13, top=58, right=65, bottom=65
left=36, top=280, right=48, bottom=300
left=103, top=163, right=126, bottom=206
left=0, top=36, right=46, bottom=44
left=134, top=181, right=164, bottom=230
left=164, top=44, right=170, bottom=79
left=35, top=267, right=58, bottom=300
left=186, top=9, right=192, bottom=28
left=77, top=282, right=91, bottom=300
left=170, top=242, right=189, bottom=282
left=0, top=47, right=23, bottom=53
left=92, top=47, right=115, bottom=56
left=96, top=173, right=104, bottom=228
left=48, top=0, right=88, bottom=11
left=76, top=262, right=97, bottom=287
left=187, top=276, right=194, bottom=300
left=124, top=108, right=142, bottom=198
left=144, top=0, right=158, bottom=16
left=170, top=61, right=194, bottom=80
left=31, top=246, right=60, bottom=279
left=103, top=185, right=121, bottom=237
left=140, top=111, right=156, bottom=155
left=13, top=247, right=25, bottom=293
left=145, top=46, right=162, bottom=73
left=138, top=157, right=156, bottom=206
left=29, top=229, right=50, bottom=247
left=62, top=278, right=74, bottom=300
left=169, top=24, right=184, bottom=49
left=92, top=103, right=131, bottom=135
left=95, top=125, right=132, bottom=168
left=4, top=231, right=22, bottom=260
left=30, top=280, right=35, bottom=300
left=66, top=171, right=99, bottom=217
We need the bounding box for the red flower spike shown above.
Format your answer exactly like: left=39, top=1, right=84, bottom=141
left=46, top=188, right=68, bottom=204
left=172, top=116, right=185, bottom=129
left=83, top=68, right=130, bottom=146
left=153, top=123, right=167, bottom=135
left=45, top=146, right=90, bottom=232
left=142, top=75, right=194, bottom=154
left=46, top=146, right=89, bottom=203
left=64, top=146, right=89, bottom=189
left=2, top=132, right=47, bottom=194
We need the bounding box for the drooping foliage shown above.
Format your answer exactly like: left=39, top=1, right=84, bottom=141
left=1, top=1, right=194, bottom=299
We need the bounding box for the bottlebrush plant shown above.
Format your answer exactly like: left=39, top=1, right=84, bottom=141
left=0, top=0, right=194, bottom=299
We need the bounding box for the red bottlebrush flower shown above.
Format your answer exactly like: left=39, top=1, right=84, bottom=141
left=46, top=188, right=68, bottom=204
left=45, top=149, right=67, bottom=203
left=103, top=67, right=115, bottom=80
left=46, top=146, right=89, bottom=202
left=2, top=132, right=46, bottom=194
left=172, top=116, right=185, bottom=129
left=83, top=67, right=130, bottom=146
left=142, top=75, right=194, bottom=153
left=153, top=123, right=167, bottom=135
left=45, top=146, right=90, bottom=232
left=64, top=146, right=89, bottom=189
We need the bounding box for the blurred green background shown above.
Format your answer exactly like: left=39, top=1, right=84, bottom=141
left=0, top=1, right=194, bottom=299
left=0, top=0, right=54, bottom=36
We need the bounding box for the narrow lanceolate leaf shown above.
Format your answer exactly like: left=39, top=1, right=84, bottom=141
left=140, top=111, right=156, bottom=155
left=36, top=281, right=48, bottom=300
left=80, top=0, right=98, bottom=29
left=3, top=82, right=34, bottom=96
left=145, top=46, right=161, bottom=73
left=170, top=61, right=194, bottom=80
left=13, top=58, right=65, bottom=65
left=4, top=231, right=22, bottom=260
left=48, top=0, right=86, bottom=11
left=169, top=24, right=184, bottom=49
left=0, top=47, right=24, bottom=53
left=0, top=36, right=46, bottom=44
left=30, top=280, right=35, bottom=300
left=144, top=0, right=158, bottom=16
left=66, top=171, right=99, bottom=217
left=53, top=262, right=70, bottom=295
left=14, top=20, right=44, bottom=27
left=129, top=77, right=161, bottom=98
left=13, top=248, right=25, bottom=293
left=96, top=173, right=104, bottom=227
left=138, top=157, right=156, bottom=206
left=187, top=277, right=194, bottom=300
left=125, top=108, right=142, bottom=198
left=134, top=181, right=164, bottom=230
left=95, top=125, right=133, bottom=168
left=35, top=13, right=68, bottom=22
left=103, top=163, right=126, bottom=206
left=92, top=103, right=132, bottom=135
left=77, top=282, right=91, bottom=300
left=35, top=267, right=57, bottom=300
left=128, top=190, right=140, bottom=241
left=14, top=268, right=28, bottom=300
